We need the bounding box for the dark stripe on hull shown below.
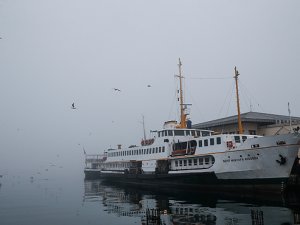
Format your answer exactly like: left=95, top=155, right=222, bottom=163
left=84, top=170, right=289, bottom=194
left=84, top=170, right=101, bottom=180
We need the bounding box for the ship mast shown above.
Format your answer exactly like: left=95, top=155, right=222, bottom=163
left=142, top=114, right=147, bottom=141
left=176, top=58, right=187, bottom=128
left=234, top=66, right=244, bottom=134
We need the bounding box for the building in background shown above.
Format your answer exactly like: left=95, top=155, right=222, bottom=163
left=193, top=111, right=300, bottom=136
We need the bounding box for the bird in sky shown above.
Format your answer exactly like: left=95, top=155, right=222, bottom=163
left=147, top=85, right=151, bottom=87
left=113, top=88, right=121, bottom=92
left=71, top=103, right=76, bottom=109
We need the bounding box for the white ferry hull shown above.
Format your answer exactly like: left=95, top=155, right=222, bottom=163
left=85, top=146, right=298, bottom=193
left=84, top=133, right=300, bottom=194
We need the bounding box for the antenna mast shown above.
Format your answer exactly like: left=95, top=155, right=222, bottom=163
left=142, top=114, right=147, bottom=140
left=234, top=67, right=244, bottom=134
left=176, top=58, right=187, bottom=128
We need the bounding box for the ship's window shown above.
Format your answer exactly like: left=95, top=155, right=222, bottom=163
left=210, top=138, right=214, bottom=145
left=186, top=130, right=191, bottom=136
left=158, top=132, right=161, bottom=137
left=168, top=130, right=173, bottom=136
left=242, top=136, right=247, bottom=142
left=159, top=147, right=161, bottom=153
left=202, top=131, right=210, bottom=137
left=216, top=137, right=221, bottom=145
left=152, top=148, right=155, bottom=154
left=199, top=140, right=203, bottom=147
left=164, top=130, right=168, bottom=136
left=191, top=130, right=196, bottom=136
left=161, top=131, right=164, bottom=137
left=193, top=158, right=197, bottom=165
left=175, top=161, right=178, bottom=167
left=179, top=160, right=182, bottom=166
left=205, top=158, right=210, bottom=164
left=188, top=159, right=192, bottom=166
left=189, top=140, right=197, bottom=148
left=204, top=139, right=208, bottom=146
left=199, top=158, right=203, bottom=165
left=196, top=131, right=201, bottom=137
left=183, top=160, right=187, bottom=166
left=162, top=146, right=165, bottom=152
left=234, top=136, right=241, bottom=143
left=174, top=130, right=185, bottom=136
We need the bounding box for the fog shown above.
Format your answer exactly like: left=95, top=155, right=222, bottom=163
left=0, top=0, right=299, bottom=177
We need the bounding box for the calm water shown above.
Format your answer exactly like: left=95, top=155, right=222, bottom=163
left=1, top=173, right=300, bottom=225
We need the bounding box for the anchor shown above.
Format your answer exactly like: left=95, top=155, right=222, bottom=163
left=276, top=154, right=287, bottom=165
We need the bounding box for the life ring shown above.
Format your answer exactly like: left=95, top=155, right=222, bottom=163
left=227, top=141, right=233, bottom=149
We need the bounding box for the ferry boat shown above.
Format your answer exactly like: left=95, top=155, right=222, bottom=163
left=84, top=59, right=300, bottom=194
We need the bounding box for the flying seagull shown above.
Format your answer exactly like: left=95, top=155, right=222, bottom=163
left=113, top=88, right=121, bottom=92
left=147, top=85, right=151, bottom=87
left=71, top=103, right=76, bottom=109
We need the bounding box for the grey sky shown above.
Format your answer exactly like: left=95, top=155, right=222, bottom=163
left=0, top=0, right=299, bottom=176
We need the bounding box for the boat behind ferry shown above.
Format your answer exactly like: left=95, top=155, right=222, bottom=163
left=84, top=60, right=300, bottom=194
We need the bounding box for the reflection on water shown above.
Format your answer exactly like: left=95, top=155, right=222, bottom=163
left=83, top=180, right=300, bottom=225
left=0, top=175, right=299, bottom=225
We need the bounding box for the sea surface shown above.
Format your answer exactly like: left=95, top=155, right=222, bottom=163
left=1, top=172, right=300, bottom=225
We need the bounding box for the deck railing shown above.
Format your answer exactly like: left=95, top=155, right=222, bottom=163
left=85, top=154, right=106, bottom=164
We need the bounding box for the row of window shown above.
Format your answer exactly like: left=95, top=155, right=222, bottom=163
left=199, top=137, right=222, bottom=147
left=174, top=157, right=214, bottom=167
left=198, top=135, right=248, bottom=147
left=103, top=162, right=130, bottom=169
left=158, top=130, right=211, bottom=137
left=108, top=146, right=165, bottom=157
